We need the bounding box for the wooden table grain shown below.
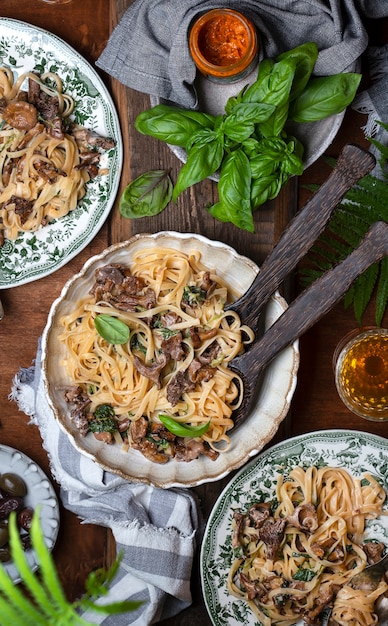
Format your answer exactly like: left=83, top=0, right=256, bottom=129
left=0, top=2, right=387, bottom=624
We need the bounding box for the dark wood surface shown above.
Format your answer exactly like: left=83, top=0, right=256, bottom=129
left=0, top=2, right=387, bottom=624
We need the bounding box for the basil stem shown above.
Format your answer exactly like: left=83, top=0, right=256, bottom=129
left=94, top=314, right=130, bottom=345
left=119, top=169, right=173, bottom=219
left=158, top=414, right=211, bottom=437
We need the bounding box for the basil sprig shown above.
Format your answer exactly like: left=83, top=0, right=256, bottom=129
left=94, top=314, right=130, bottom=344
left=158, top=414, right=211, bottom=438
left=133, top=41, right=361, bottom=231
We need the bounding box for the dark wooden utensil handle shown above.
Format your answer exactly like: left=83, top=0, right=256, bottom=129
left=227, top=144, right=375, bottom=329
left=232, top=221, right=388, bottom=383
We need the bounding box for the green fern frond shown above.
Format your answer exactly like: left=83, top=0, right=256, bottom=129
left=0, top=510, right=142, bottom=626
left=300, top=138, right=388, bottom=326
left=376, top=256, right=388, bottom=326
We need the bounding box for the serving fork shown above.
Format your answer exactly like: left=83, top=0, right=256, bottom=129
left=224, top=144, right=385, bottom=430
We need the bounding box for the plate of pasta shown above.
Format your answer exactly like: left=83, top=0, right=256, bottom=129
left=201, top=429, right=388, bottom=626
left=0, top=18, right=122, bottom=289
left=41, top=231, right=299, bottom=488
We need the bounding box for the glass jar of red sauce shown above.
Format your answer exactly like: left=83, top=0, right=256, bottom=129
left=189, top=8, right=259, bottom=83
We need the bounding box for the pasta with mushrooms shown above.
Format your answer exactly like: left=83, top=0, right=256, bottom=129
left=228, top=466, right=388, bottom=626
left=0, top=66, right=115, bottom=244
left=58, top=247, right=254, bottom=464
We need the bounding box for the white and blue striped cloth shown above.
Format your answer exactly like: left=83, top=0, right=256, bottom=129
left=11, top=340, right=201, bottom=626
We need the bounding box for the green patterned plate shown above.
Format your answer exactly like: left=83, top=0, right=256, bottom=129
left=201, top=429, right=388, bottom=626
left=0, top=18, right=122, bottom=289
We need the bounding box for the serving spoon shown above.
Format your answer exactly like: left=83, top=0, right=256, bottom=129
left=308, top=552, right=388, bottom=626
left=230, top=220, right=388, bottom=430
left=225, top=143, right=375, bottom=330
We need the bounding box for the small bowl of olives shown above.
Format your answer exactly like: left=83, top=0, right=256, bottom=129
left=0, top=445, right=60, bottom=583
left=0, top=472, right=34, bottom=563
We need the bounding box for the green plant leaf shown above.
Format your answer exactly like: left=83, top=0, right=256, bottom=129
left=300, top=149, right=388, bottom=325
left=211, top=148, right=254, bottom=232
left=158, top=414, right=211, bottom=437
left=173, top=135, right=224, bottom=200
left=376, top=256, right=388, bottom=327
left=289, top=73, right=361, bottom=122
left=8, top=512, right=59, bottom=619
left=94, top=314, right=130, bottom=345
left=135, top=103, right=215, bottom=147
left=276, top=41, right=318, bottom=101
left=119, top=170, right=173, bottom=219
left=0, top=510, right=142, bottom=626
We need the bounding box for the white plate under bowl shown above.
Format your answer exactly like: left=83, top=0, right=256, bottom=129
left=0, top=444, right=60, bottom=584
left=201, top=429, right=388, bottom=626
left=41, top=231, right=299, bottom=489
left=0, top=18, right=123, bottom=289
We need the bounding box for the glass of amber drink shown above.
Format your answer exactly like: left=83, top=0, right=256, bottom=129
left=333, top=327, right=388, bottom=421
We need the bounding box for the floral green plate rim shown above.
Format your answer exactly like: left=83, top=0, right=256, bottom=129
left=200, top=429, right=388, bottom=626
left=0, top=18, right=123, bottom=289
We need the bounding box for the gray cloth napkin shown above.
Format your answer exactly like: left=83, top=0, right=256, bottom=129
left=10, top=339, right=201, bottom=626
left=352, top=43, right=388, bottom=180
left=96, top=0, right=388, bottom=110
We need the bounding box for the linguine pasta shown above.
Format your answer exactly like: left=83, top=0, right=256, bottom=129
left=0, top=66, right=114, bottom=243
left=228, top=466, right=388, bottom=625
left=58, top=247, right=254, bottom=463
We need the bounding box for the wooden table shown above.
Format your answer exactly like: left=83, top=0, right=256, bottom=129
left=0, top=2, right=387, bottom=624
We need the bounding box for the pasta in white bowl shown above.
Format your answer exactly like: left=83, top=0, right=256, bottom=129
left=41, top=231, right=299, bottom=488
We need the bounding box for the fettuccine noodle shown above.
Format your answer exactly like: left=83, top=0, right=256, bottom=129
left=228, top=466, right=388, bottom=625
left=59, top=247, right=254, bottom=463
left=0, top=66, right=113, bottom=242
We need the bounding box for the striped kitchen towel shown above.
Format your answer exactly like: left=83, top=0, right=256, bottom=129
left=11, top=338, right=201, bottom=626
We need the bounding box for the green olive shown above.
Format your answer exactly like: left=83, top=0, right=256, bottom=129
left=0, top=522, right=9, bottom=548
left=0, top=473, right=27, bottom=497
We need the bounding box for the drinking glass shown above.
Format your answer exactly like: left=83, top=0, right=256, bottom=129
left=333, top=327, right=388, bottom=421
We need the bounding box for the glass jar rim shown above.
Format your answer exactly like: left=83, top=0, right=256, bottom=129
left=189, top=8, right=258, bottom=78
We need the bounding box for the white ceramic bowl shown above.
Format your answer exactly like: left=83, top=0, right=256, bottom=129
left=41, top=232, right=299, bottom=488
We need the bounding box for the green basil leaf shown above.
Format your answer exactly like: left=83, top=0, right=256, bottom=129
left=209, top=149, right=254, bottom=232
left=241, top=137, right=261, bottom=157
left=119, top=170, right=173, bottom=218
left=249, top=153, right=278, bottom=178
left=173, top=136, right=224, bottom=200
left=240, top=58, right=275, bottom=103
left=135, top=104, right=215, bottom=147
left=280, top=150, right=304, bottom=176
left=225, top=102, right=275, bottom=123
left=242, top=58, right=296, bottom=107
left=222, top=102, right=275, bottom=142
left=94, top=314, right=130, bottom=345
left=276, top=42, right=318, bottom=101
left=251, top=171, right=288, bottom=209
left=158, top=414, right=211, bottom=437
left=186, top=126, right=221, bottom=151
left=288, top=73, right=362, bottom=123
left=257, top=101, right=289, bottom=138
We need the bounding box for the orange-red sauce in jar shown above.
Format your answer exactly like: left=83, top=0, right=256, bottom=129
left=189, top=9, right=258, bottom=82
